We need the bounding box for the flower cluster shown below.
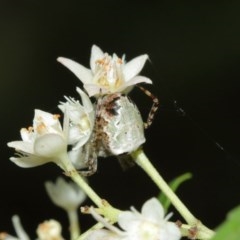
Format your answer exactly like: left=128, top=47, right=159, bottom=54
left=87, top=198, right=181, bottom=240
left=5, top=45, right=187, bottom=240
left=0, top=199, right=181, bottom=240
left=0, top=216, right=64, bottom=240
left=8, top=45, right=151, bottom=173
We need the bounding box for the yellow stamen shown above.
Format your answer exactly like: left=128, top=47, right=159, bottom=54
left=53, top=114, right=61, bottom=120
left=36, top=122, right=46, bottom=134
left=117, top=58, right=123, bottom=64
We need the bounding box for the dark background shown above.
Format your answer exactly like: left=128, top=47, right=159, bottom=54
left=1, top=0, right=240, bottom=238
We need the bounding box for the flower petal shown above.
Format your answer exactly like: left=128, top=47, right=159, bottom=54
left=162, top=222, right=182, bottom=240
left=7, top=141, right=34, bottom=154
left=10, top=155, right=50, bottom=168
left=34, top=134, right=66, bottom=158
left=141, top=198, right=165, bottom=222
left=119, top=76, right=152, bottom=94
left=123, top=54, right=149, bottom=81
left=72, top=137, right=90, bottom=151
left=87, top=229, right=120, bottom=240
left=118, top=211, right=139, bottom=231
left=90, top=45, right=104, bottom=72
left=45, top=180, right=69, bottom=208
left=68, top=147, right=88, bottom=169
left=20, top=128, right=34, bottom=142
left=57, top=57, right=92, bottom=84
left=84, top=83, right=109, bottom=97
left=124, top=75, right=152, bottom=87
left=33, top=109, right=63, bottom=136
left=34, top=109, right=60, bottom=127
left=45, top=177, right=87, bottom=211
left=76, top=87, right=93, bottom=113
left=62, top=104, right=70, bottom=140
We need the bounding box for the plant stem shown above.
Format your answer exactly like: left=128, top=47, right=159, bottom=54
left=76, top=223, right=104, bottom=240
left=131, top=148, right=215, bottom=239
left=12, top=215, right=30, bottom=240
left=58, top=153, right=104, bottom=208
left=58, top=154, right=121, bottom=223
left=131, top=148, right=195, bottom=224
left=67, top=209, right=80, bottom=240
left=180, top=224, right=215, bottom=240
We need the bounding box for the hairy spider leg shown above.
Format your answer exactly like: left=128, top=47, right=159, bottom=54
left=138, top=85, right=159, bottom=129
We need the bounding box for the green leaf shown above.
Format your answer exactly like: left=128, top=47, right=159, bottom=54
left=158, top=172, right=192, bottom=212
left=212, top=206, right=240, bottom=240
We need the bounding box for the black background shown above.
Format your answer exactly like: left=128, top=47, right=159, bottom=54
left=1, top=0, right=240, bottom=238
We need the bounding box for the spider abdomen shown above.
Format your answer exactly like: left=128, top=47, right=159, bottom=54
left=96, top=93, right=145, bottom=156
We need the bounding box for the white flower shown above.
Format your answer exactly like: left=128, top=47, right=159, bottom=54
left=87, top=198, right=181, bottom=240
left=57, top=45, right=152, bottom=97
left=45, top=177, right=86, bottom=239
left=86, top=229, right=121, bottom=240
left=36, top=219, right=64, bottom=240
left=118, top=198, right=181, bottom=240
left=0, top=215, right=30, bottom=240
left=7, top=110, right=68, bottom=168
left=58, top=87, right=94, bottom=150
left=45, top=177, right=86, bottom=211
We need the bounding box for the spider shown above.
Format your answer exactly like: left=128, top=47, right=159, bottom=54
left=78, top=86, right=159, bottom=176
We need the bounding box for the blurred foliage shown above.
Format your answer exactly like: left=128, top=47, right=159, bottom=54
left=212, top=205, right=240, bottom=240
left=158, top=172, right=192, bottom=212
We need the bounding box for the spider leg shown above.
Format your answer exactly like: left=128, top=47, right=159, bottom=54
left=77, top=134, right=99, bottom=176
left=79, top=153, right=98, bottom=176
left=138, top=85, right=159, bottom=129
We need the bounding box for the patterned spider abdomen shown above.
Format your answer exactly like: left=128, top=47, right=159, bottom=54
left=95, top=93, right=145, bottom=157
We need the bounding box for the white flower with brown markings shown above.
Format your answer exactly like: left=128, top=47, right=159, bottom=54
left=57, top=45, right=152, bottom=97
left=87, top=198, right=181, bottom=240
left=7, top=109, right=68, bottom=169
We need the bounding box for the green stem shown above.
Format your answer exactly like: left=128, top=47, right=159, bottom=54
left=131, top=148, right=195, bottom=224
left=131, top=148, right=215, bottom=239
left=58, top=153, right=121, bottom=223
left=67, top=209, right=80, bottom=240
left=76, top=223, right=104, bottom=240
left=58, top=153, right=104, bottom=208
left=180, top=224, right=215, bottom=240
